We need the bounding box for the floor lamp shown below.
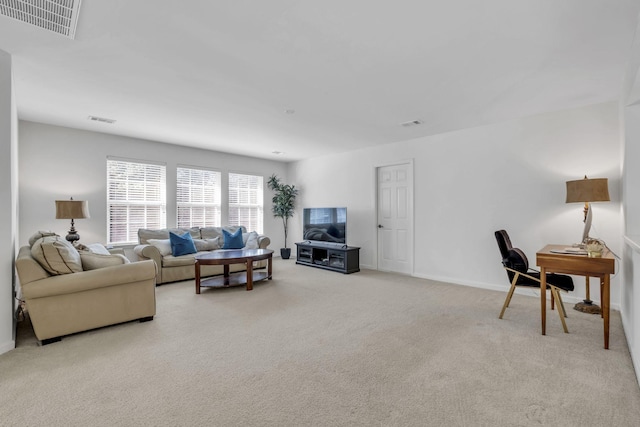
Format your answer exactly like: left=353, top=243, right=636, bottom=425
left=565, top=176, right=610, bottom=314
left=55, top=198, right=90, bottom=243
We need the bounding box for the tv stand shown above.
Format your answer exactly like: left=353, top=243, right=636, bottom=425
left=295, top=241, right=360, bottom=274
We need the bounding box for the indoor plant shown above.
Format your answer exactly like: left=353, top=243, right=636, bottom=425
left=267, top=174, right=298, bottom=259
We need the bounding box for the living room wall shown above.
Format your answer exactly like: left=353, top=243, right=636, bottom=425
left=0, top=50, right=18, bottom=355
left=17, top=121, right=288, bottom=250
left=288, top=101, right=623, bottom=308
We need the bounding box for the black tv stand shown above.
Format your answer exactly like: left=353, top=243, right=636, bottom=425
left=295, top=241, right=360, bottom=274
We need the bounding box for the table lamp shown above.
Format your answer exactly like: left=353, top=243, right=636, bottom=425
left=55, top=198, right=90, bottom=243
left=565, top=175, right=610, bottom=314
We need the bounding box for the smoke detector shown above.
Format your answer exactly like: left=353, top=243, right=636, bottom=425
left=400, top=119, right=423, bottom=127
left=0, top=0, right=83, bottom=39
left=88, top=115, right=116, bottom=124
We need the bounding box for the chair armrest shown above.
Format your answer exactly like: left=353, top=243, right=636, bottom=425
left=22, top=260, right=157, bottom=299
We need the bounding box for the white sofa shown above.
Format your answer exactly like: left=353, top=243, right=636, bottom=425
left=133, top=226, right=270, bottom=284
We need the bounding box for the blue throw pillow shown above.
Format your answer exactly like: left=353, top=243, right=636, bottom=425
left=169, top=232, right=197, bottom=256
left=222, top=228, right=244, bottom=249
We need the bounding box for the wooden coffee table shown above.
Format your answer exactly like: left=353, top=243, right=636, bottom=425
left=195, top=249, right=273, bottom=293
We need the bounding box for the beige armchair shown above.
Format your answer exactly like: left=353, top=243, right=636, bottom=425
left=16, top=246, right=157, bottom=344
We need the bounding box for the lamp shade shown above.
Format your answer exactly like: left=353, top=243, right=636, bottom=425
left=55, top=200, right=90, bottom=219
left=565, top=177, right=610, bottom=203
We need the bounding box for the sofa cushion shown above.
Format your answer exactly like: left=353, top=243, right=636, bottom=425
left=147, top=239, right=172, bottom=256
left=28, top=231, right=58, bottom=247
left=162, top=252, right=204, bottom=267
left=243, top=231, right=259, bottom=249
left=193, top=237, right=220, bottom=251
left=31, top=236, right=83, bottom=275
left=222, top=228, right=244, bottom=249
left=80, top=252, right=130, bottom=271
left=169, top=232, right=198, bottom=256
left=200, top=226, right=246, bottom=240
left=138, top=227, right=200, bottom=245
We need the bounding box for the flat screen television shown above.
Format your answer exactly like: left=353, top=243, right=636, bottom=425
left=303, top=207, right=347, bottom=244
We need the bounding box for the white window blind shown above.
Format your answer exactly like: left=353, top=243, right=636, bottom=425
left=177, top=166, right=221, bottom=228
left=107, top=159, right=166, bottom=245
left=228, top=173, right=263, bottom=233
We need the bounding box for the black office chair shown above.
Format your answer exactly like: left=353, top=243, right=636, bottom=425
left=495, top=230, right=574, bottom=333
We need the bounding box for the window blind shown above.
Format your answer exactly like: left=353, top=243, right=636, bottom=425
left=107, top=159, right=166, bottom=244
left=176, top=166, right=221, bottom=228
left=228, top=172, right=263, bottom=233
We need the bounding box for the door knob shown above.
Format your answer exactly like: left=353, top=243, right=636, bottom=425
left=378, top=224, right=383, bottom=228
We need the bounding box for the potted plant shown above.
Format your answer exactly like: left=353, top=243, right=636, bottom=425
left=267, top=174, right=299, bottom=259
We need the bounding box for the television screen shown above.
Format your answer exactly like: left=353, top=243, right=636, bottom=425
left=303, top=207, right=347, bottom=244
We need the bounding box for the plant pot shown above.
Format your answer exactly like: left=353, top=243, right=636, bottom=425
left=280, top=248, right=291, bottom=259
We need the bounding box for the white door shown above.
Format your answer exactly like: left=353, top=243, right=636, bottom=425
left=377, top=163, right=413, bottom=274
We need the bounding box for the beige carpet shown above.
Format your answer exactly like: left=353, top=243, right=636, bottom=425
left=1, top=259, right=640, bottom=426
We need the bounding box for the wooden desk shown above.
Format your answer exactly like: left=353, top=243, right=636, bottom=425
left=536, top=244, right=615, bottom=349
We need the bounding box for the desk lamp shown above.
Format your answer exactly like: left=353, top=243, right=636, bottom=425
left=565, top=176, right=610, bottom=314
left=55, top=198, right=90, bottom=243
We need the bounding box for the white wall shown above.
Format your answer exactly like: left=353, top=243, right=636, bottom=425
left=0, top=49, right=18, bottom=354
left=621, top=13, right=640, bottom=388
left=289, top=101, right=623, bottom=307
left=18, top=121, right=289, bottom=249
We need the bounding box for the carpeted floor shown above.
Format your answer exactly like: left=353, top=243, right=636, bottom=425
left=1, top=259, right=639, bottom=426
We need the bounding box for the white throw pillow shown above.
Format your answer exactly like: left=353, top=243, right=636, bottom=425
left=31, top=236, right=83, bottom=275
left=147, top=239, right=172, bottom=256
left=85, top=243, right=111, bottom=255
left=193, top=237, right=220, bottom=251
left=80, top=252, right=130, bottom=270
left=243, top=231, right=259, bottom=249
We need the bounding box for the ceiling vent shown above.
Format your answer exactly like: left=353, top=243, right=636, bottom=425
left=0, top=0, right=82, bottom=39
left=88, top=115, right=116, bottom=124
left=400, top=119, right=423, bottom=127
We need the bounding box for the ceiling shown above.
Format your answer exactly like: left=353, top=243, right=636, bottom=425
left=0, top=1, right=639, bottom=162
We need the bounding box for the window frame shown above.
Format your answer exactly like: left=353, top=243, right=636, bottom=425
left=176, top=165, right=222, bottom=228
left=106, top=157, right=167, bottom=245
left=228, top=172, right=264, bottom=234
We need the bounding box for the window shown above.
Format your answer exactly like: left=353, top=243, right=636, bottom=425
left=107, top=159, right=166, bottom=244
left=176, top=166, right=221, bottom=228
left=228, top=173, right=263, bottom=233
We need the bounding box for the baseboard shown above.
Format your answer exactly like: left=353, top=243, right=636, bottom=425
left=0, top=339, right=15, bottom=355
left=411, top=272, right=621, bottom=311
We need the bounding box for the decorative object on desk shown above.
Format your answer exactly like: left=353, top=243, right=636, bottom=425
left=55, top=197, right=90, bottom=243
left=565, top=176, right=610, bottom=314
left=565, top=175, right=610, bottom=243
left=585, top=238, right=604, bottom=258
left=267, top=174, right=298, bottom=259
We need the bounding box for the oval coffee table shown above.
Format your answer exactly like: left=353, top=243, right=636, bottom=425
left=195, top=249, right=273, bottom=293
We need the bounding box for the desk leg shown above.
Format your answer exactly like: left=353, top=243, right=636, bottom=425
left=541, top=267, right=547, bottom=335
left=603, top=274, right=610, bottom=349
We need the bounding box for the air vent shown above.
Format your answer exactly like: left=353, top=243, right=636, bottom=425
left=400, top=119, right=423, bottom=127
left=0, top=0, right=82, bottom=39
left=88, top=115, right=116, bottom=124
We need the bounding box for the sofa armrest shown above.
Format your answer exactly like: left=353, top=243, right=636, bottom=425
left=258, top=235, right=271, bottom=249
left=16, top=246, right=50, bottom=286
left=134, top=244, right=162, bottom=263
left=22, top=260, right=157, bottom=300
left=134, top=244, right=163, bottom=283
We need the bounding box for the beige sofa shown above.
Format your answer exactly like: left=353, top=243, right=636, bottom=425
left=16, top=243, right=157, bottom=345
left=133, top=226, right=271, bottom=284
